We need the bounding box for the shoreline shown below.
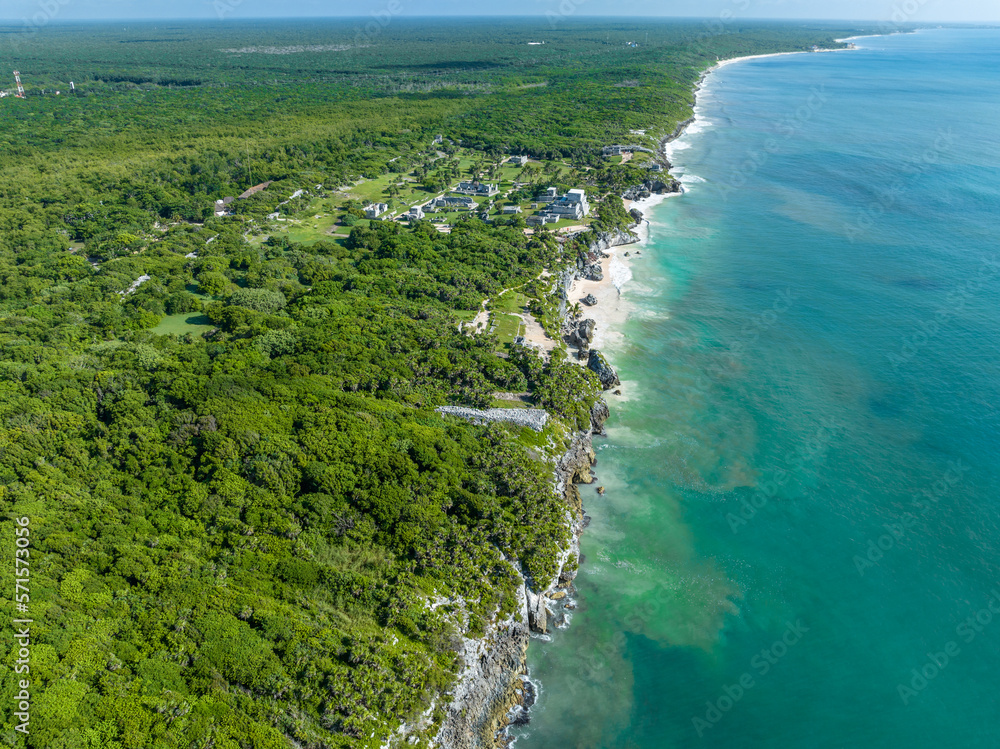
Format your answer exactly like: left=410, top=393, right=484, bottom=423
left=658, top=41, right=865, bottom=164
left=442, top=36, right=877, bottom=748
left=504, top=36, right=877, bottom=743
left=569, top=191, right=674, bottom=356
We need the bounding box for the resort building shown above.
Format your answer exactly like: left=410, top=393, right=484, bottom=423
left=432, top=196, right=477, bottom=211
left=531, top=188, right=590, bottom=222
left=526, top=214, right=559, bottom=226
left=365, top=202, right=389, bottom=219
left=455, top=181, right=500, bottom=197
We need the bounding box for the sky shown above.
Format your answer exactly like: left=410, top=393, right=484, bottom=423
left=0, top=0, right=997, bottom=23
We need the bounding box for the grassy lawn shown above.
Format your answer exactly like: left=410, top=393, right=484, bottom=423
left=343, top=177, right=436, bottom=215
left=262, top=197, right=374, bottom=244
left=498, top=165, right=526, bottom=179
left=492, top=313, right=524, bottom=347
left=346, top=176, right=396, bottom=204
left=152, top=312, right=215, bottom=337
left=551, top=216, right=592, bottom=230
left=492, top=290, right=529, bottom=315
left=280, top=214, right=347, bottom=244
left=456, top=156, right=480, bottom=174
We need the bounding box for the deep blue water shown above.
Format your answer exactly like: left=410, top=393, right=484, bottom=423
left=516, top=29, right=1000, bottom=749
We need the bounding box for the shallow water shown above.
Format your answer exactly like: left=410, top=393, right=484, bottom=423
left=516, top=29, right=1000, bottom=749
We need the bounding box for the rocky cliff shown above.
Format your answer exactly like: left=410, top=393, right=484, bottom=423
left=434, top=591, right=531, bottom=749
left=622, top=177, right=682, bottom=202
left=431, top=398, right=606, bottom=748
left=432, top=221, right=637, bottom=749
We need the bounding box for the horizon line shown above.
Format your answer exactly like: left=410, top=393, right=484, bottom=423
left=0, top=15, right=998, bottom=25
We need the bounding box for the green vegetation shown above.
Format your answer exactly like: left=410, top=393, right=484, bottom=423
left=150, top=312, right=215, bottom=336
left=0, top=16, right=864, bottom=748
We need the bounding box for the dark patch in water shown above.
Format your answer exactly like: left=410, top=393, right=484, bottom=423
left=884, top=277, right=944, bottom=289
left=869, top=394, right=904, bottom=418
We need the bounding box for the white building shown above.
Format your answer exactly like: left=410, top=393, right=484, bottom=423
left=566, top=189, right=590, bottom=214
left=408, top=205, right=425, bottom=220
left=365, top=203, right=389, bottom=219
left=533, top=189, right=590, bottom=222
left=455, top=181, right=499, bottom=197
left=432, top=196, right=477, bottom=211
left=507, top=155, right=529, bottom=166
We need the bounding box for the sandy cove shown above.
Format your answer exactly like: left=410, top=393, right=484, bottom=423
left=566, top=191, right=677, bottom=358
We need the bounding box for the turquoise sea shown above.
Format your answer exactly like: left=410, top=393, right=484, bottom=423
left=516, top=28, right=1000, bottom=748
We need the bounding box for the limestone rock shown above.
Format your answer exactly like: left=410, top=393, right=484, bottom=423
left=434, top=608, right=529, bottom=749
left=558, top=432, right=597, bottom=490
left=587, top=349, right=621, bottom=390
left=566, top=318, right=597, bottom=349
left=528, top=593, right=549, bottom=634
left=622, top=178, right=682, bottom=201
left=590, top=399, right=610, bottom=434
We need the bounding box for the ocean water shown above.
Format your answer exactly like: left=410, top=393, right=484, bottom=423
left=516, top=29, right=1000, bottom=748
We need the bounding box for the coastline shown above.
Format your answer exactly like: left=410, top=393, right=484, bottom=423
left=499, top=27, right=1000, bottom=747
left=569, top=191, right=674, bottom=355
left=658, top=41, right=863, bottom=164
left=438, top=38, right=875, bottom=748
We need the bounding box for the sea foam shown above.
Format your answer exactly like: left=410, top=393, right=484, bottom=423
left=609, top=256, right=632, bottom=292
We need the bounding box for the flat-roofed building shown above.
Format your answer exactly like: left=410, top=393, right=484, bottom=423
left=455, top=181, right=499, bottom=197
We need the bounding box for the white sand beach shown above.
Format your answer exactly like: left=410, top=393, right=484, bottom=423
left=567, top=191, right=675, bottom=359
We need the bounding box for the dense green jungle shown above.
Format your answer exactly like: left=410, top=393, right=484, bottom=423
left=0, top=17, right=870, bottom=748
